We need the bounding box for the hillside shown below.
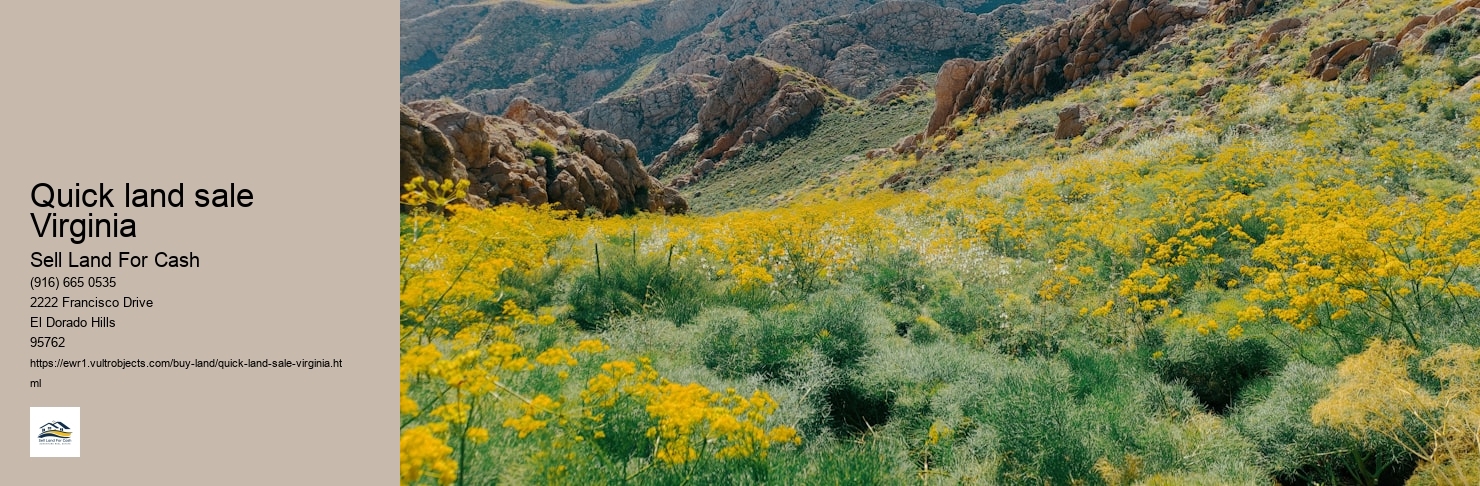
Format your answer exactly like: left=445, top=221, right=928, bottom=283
left=401, top=0, right=1076, bottom=158
left=399, top=0, right=1480, bottom=484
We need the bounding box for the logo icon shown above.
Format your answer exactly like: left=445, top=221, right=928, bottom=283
left=30, top=406, right=81, bottom=457
left=38, top=421, right=73, bottom=439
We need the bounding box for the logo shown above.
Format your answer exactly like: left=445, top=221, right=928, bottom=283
left=30, top=406, right=81, bottom=457
left=38, top=421, right=73, bottom=439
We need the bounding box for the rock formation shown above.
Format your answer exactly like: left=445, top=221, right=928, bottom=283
left=1294, top=0, right=1480, bottom=84
left=923, top=0, right=1248, bottom=137
left=651, top=56, right=846, bottom=187
left=1360, top=43, right=1403, bottom=82
left=400, top=99, right=686, bottom=215
left=1392, top=0, right=1480, bottom=50
left=400, top=0, right=730, bottom=113
left=927, top=58, right=984, bottom=136
left=1304, top=38, right=1405, bottom=82
left=403, top=0, right=1080, bottom=117
left=871, top=76, right=931, bottom=105
left=1256, top=18, right=1302, bottom=49
left=752, top=1, right=1061, bottom=98
left=401, top=0, right=1086, bottom=161
left=1304, top=39, right=1372, bottom=81
left=1055, top=104, right=1088, bottom=139
left=576, top=74, right=718, bottom=162
left=640, top=0, right=1045, bottom=87
left=1209, top=0, right=1261, bottom=23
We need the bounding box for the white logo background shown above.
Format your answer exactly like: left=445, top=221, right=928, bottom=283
left=30, top=406, right=81, bottom=458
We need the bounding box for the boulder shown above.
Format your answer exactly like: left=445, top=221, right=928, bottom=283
left=400, top=99, right=686, bottom=215
left=1305, top=38, right=1375, bottom=81
left=1055, top=104, right=1088, bottom=139
left=1395, top=15, right=1434, bottom=45
left=1360, top=43, right=1402, bottom=81
left=1256, top=18, right=1303, bottom=48
left=1128, top=9, right=1153, bottom=35
left=1391, top=0, right=1480, bottom=50
left=927, top=58, right=982, bottom=136
left=1330, top=39, right=1372, bottom=67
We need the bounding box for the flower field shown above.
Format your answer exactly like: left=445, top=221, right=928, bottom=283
left=400, top=0, right=1480, bottom=482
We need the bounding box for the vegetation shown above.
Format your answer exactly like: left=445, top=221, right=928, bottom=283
left=672, top=94, right=935, bottom=214
left=400, top=0, right=1480, bottom=483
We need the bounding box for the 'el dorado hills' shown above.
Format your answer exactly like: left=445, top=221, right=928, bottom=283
left=30, top=251, right=200, bottom=268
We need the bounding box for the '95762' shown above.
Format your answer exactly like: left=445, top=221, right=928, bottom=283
left=31, top=336, right=65, bottom=348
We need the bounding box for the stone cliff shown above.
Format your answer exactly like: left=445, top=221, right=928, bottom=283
left=401, top=99, right=686, bottom=215
left=651, top=56, right=847, bottom=187
left=923, top=0, right=1252, bottom=136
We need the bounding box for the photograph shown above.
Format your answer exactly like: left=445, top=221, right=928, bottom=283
left=398, top=0, right=1480, bottom=484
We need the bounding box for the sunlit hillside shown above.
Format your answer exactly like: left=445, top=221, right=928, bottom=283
left=399, top=0, right=1480, bottom=483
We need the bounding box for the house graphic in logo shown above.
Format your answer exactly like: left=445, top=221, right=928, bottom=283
left=30, top=406, right=81, bottom=457
left=38, top=421, right=73, bottom=439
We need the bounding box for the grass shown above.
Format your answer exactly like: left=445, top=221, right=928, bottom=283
left=676, top=96, right=934, bottom=214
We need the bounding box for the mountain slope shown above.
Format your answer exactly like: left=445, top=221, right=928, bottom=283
left=400, top=0, right=1077, bottom=159
left=399, top=0, right=1480, bottom=483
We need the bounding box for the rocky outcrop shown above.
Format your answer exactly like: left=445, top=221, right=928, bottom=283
left=1256, top=18, right=1302, bottom=49
left=1360, top=43, right=1402, bottom=82
left=401, top=104, right=464, bottom=187
left=1209, top=0, right=1261, bottom=23
left=924, top=0, right=1235, bottom=136
left=400, top=99, right=686, bottom=215
left=1304, top=38, right=1403, bottom=82
left=576, top=74, right=718, bottom=163
left=404, top=0, right=1082, bottom=120
left=401, top=0, right=479, bottom=19
left=1304, top=39, right=1372, bottom=81
left=752, top=1, right=1062, bottom=98
left=1392, top=0, right=1480, bottom=50
left=1055, top=104, right=1088, bottom=139
left=927, top=58, right=982, bottom=135
left=871, top=76, right=931, bottom=104
left=651, top=56, right=846, bottom=187
left=400, top=0, right=730, bottom=113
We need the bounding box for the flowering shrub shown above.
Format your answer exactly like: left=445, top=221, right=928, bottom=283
left=1313, top=340, right=1480, bottom=485
left=399, top=185, right=798, bottom=485
left=392, top=1, right=1480, bottom=481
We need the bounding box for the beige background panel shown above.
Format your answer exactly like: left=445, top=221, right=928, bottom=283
left=1, top=1, right=397, bottom=483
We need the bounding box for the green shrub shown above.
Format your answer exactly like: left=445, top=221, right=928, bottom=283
left=824, top=378, right=895, bottom=435
left=855, top=249, right=935, bottom=307
left=975, top=322, right=1063, bottom=357
left=693, top=289, right=891, bottom=436
left=931, top=285, right=1004, bottom=335
left=695, top=287, right=887, bottom=380
left=1153, top=333, right=1283, bottom=413
left=801, top=288, right=887, bottom=370
left=768, top=438, right=912, bottom=484
left=858, top=342, right=1095, bottom=482
left=566, top=250, right=712, bottom=330
left=771, top=349, right=842, bottom=436
left=1231, top=361, right=1415, bottom=485
left=497, top=262, right=567, bottom=311
left=969, top=358, right=1094, bottom=484
left=694, top=307, right=804, bottom=380
left=908, top=315, right=944, bottom=344
left=524, top=139, right=558, bottom=161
